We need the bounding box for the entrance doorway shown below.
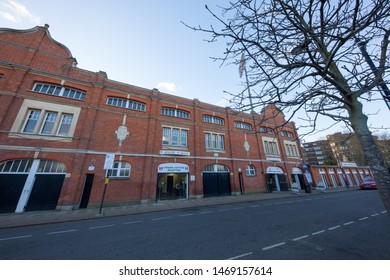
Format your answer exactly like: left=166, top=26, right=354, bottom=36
left=79, top=174, right=94, bottom=208
left=156, top=163, right=189, bottom=201
left=202, top=164, right=231, bottom=197
left=291, top=167, right=305, bottom=190
left=265, top=166, right=288, bottom=192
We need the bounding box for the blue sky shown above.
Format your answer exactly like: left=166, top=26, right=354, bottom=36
left=1, top=0, right=389, bottom=142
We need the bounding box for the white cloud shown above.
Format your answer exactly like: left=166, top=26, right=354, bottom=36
left=156, top=82, right=181, bottom=93
left=0, top=1, right=40, bottom=25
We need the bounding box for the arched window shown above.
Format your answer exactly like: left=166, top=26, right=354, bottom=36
left=203, top=164, right=229, bottom=172
left=246, top=165, right=256, bottom=176
left=107, top=161, right=131, bottom=178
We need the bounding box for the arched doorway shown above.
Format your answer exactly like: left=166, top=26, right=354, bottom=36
left=202, top=164, right=231, bottom=197
left=265, top=166, right=288, bottom=192
left=0, top=158, right=66, bottom=213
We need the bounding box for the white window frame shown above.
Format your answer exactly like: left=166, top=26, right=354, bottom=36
left=32, top=82, right=86, bottom=101
left=106, top=97, right=146, bottom=112
left=284, top=140, right=300, bottom=158
left=10, top=99, right=80, bottom=141
left=162, top=126, right=188, bottom=147
left=246, top=165, right=256, bottom=176
left=234, top=121, right=252, bottom=130
left=106, top=161, right=131, bottom=178
left=262, top=136, right=280, bottom=156
left=161, top=108, right=190, bottom=119
left=205, top=132, right=225, bottom=151
left=202, top=115, right=225, bottom=125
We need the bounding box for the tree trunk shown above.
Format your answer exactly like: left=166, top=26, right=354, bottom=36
left=349, top=99, right=390, bottom=216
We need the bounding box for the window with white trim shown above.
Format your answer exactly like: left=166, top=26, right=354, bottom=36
left=234, top=121, right=252, bottom=130
left=106, top=161, right=131, bottom=178
left=161, top=108, right=190, bottom=119
left=21, top=109, right=73, bottom=136
left=205, top=132, right=225, bottom=150
left=107, top=97, right=146, bottom=112
left=263, top=137, right=280, bottom=155
left=33, top=83, right=86, bottom=101
left=162, top=127, right=188, bottom=147
left=284, top=140, right=299, bottom=157
left=202, top=115, right=224, bottom=125
left=246, top=165, right=256, bottom=176
left=10, top=99, right=80, bottom=140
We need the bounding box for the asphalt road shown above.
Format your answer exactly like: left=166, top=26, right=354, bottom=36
left=0, top=190, right=389, bottom=260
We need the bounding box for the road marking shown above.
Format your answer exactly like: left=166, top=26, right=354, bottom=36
left=178, top=214, right=194, bottom=217
left=233, top=207, right=245, bottom=210
left=152, top=216, right=171, bottom=221
left=371, top=213, right=379, bottom=217
left=344, top=221, right=354, bottom=226
left=200, top=211, right=214, bottom=214
left=312, top=230, right=326, bottom=235
left=359, top=217, right=369, bottom=221
left=262, top=242, right=286, bottom=251
left=381, top=211, right=387, bottom=214
left=46, top=229, right=78, bottom=235
left=122, top=220, right=143, bottom=225
left=292, top=235, right=309, bottom=241
left=328, top=225, right=341, bottom=231
left=226, top=252, right=253, bottom=260
left=0, top=235, right=32, bottom=241
left=90, top=224, right=115, bottom=229
left=297, top=240, right=324, bottom=251
left=217, top=208, right=231, bottom=212
left=249, top=205, right=260, bottom=208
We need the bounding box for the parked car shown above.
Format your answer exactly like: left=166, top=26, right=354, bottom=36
left=359, top=177, right=376, bottom=190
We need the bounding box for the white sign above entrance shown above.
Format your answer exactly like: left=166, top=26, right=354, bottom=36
left=266, top=166, right=284, bottom=174
left=158, top=163, right=189, bottom=173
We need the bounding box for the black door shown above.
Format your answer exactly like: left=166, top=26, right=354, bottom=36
left=25, top=174, right=65, bottom=211
left=0, top=174, right=27, bottom=213
left=79, top=174, right=94, bottom=209
left=203, top=173, right=231, bottom=197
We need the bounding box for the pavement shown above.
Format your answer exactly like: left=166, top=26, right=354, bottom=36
left=0, top=187, right=358, bottom=229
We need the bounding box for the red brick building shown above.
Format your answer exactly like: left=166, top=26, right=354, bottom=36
left=0, top=25, right=306, bottom=213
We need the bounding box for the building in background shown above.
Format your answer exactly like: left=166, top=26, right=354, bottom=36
left=302, top=140, right=337, bottom=166
left=0, top=25, right=307, bottom=214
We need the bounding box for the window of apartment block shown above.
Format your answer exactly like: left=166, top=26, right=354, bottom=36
left=262, top=137, right=280, bottom=155
left=162, top=127, right=188, bottom=147
left=161, top=107, right=190, bottom=119
left=10, top=99, right=80, bottom=141
left=32, top=82, right=86, bottom=101
left=234, top=121, right=252, bottom=130
left=202, top=115, right=224, bottom=125
left=246, top=165, right=256, bottom=176
left=205, top=132, right=225, bottom=150
left=106, top=97, right=146, bottom=112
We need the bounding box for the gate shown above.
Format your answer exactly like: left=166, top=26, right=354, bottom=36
left=0, top=159, right=66, bottom=213
left=202, top=164, right=231, bottom=197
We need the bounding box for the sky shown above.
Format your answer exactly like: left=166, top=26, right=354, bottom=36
left=1, top=0, right=389, bottom=142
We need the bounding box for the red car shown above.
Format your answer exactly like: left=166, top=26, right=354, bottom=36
left=359, top=177, right=376, bottom=190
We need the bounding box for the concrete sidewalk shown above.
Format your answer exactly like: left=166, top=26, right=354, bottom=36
left=0, top=187, right=357, bottom=229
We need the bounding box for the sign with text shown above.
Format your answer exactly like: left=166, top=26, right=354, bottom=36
left=104, top=153, right=115, bottom=170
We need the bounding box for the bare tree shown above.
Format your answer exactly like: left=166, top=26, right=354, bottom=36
left=184, top=0, right=390, bottom=213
